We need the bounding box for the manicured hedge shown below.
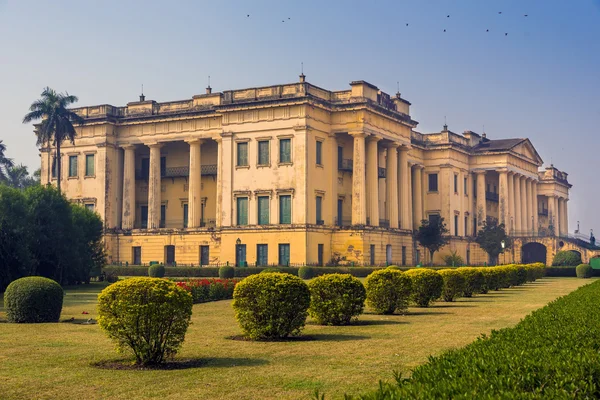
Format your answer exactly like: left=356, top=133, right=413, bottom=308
left=308, top=274, right=366, bottom=325
left=174, top=278, right=240, bottom=303
left=576, top=264, right=592, bottom=279
left=354, top=279, right=600, bottom=399
left=4, top=276, right=64, bottom=323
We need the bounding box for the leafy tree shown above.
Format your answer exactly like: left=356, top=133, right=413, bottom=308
left=0, top=140, right=14, bottom=182
left=4, top=164, right=39, bottom=189
left=22, top=87, right=84, bottom=194
left=475, top=220, right=510, bottom=265
left=415, top=217, right=450, bottom=266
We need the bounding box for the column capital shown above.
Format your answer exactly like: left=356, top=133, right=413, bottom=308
left=349, top=131, right=367, bottom=138
left=145, top=142, right=165, bottom=149
left=473, top=169, right=487, bottom=175
left=399, top=144, right=411, bottom=152
left=185, top=138, right=205, bottom=145
left=386, top=142, right=401, bottom=149
left=120, top=143, right=136, bottom=150
left=366, top=135, right=382, bottom=142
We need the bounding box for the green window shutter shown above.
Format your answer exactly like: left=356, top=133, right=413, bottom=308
left=183, top=204, right=188, bottom=228
left=279, top=244, right=290, bottom=266
left=258, top=141, right=269, bottom=165
left=237, top=143, right=248, bottom=166
left=316, top=141, right=322, bottom=165
left=85, top=154, right=95, bottom=176
left=280, top=139, right=291, bottom=163
left=69, top=156, right=78, bottom=177
left=316, top=196, right=322, bottom=223
left=237, top=197, right=248, bottom=225
left=279, top=195, right=291, bottom=224
left=160, top=205, right=166, bottom=228
left=257, top=244, right=268, bottom=266
left=258, top=196, right=270, bottom=225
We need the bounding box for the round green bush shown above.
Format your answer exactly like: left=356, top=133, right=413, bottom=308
left=308, top=274, right=366, bottom=325
left=97, top=277, right=193, bottom=365
left=232, top=272, right=310, bottom=340
left=404, top=269, right=443, bottom=307
left=438, top=269, right=466, bottom=302
left=298, top=266, right=315, bottom=279
left=365, top=269, right=412, bottom=314
left=386, top=265, right=401, bottom=270
left=458, top=267, right=485, bottom=297
left=219, top=266, right=235, bottom=279
left=260, top=267, right=282, bottom=274
left=148, top=264, right=165, bottom=278
left=478, top=267, right=501, bottom=292
left=576, top=264, right=593, bottom=279
left=552, top=251, right=582, bottom=267
left=4, top=276, right=64, bottom=323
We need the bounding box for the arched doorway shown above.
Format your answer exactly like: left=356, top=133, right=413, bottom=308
left=522, top=242, right=547, bottom=264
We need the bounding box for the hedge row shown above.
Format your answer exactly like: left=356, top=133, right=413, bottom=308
left=174, top=278, right=240, bottom=303
left=354, top=279, right=600, bottom=399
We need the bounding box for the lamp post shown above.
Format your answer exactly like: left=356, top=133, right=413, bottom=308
left=501, top=240, right=506, bottom=265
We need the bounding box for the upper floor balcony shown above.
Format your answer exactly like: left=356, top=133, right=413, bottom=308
left=337, top=159, right=386, bottom=177
left=485, top=191, right=499, bottom=202
left=135, top=165, right=217, bottom=180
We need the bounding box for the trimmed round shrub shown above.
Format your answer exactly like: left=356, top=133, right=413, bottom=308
left=260, top=267, right=282, bottom=274
left=479, top=268, right=501, bottom=292
left=386, top=265, right=401, bottom=270
left=97, top=277, right=193, bottom=365
left=4, top=277, right=64, bottom=323
left=576, top=264, right=593, bottom=279
left=458, top=267, right=485, bottom=297
left=365, top=269, right=412, bottom=314
left=438, top=269, right=466, bottom=302
left=232, top=272, right=310, bottom=340
left=552, top=251, right=582, bottom=267
left=404, top=269, right=443, bottom=307
left=148, top=264, right=165, bottom=278
left=219, top=266, right=235, bottom=279
left=298, top=266, right=315, bottom=280
left=308, top=274, right=366, bottom=325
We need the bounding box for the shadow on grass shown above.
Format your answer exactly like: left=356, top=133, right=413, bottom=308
left=227, top=333, right=370, bottom=342
left=354, top=319, right=408, bottom=326
left=405, top=310, right=451, bottom=316
left=431, top=303, right=477, bottom=308
left=92, top=357, right=268, bottom=370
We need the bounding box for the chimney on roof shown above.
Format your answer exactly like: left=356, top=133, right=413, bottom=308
left=299, top=62, right=306, bottom=82
left=482, top=133, right=487, bottom=139
left=139, top=84, right=145, bottom=102
left=206, top=85, right=212, bottom=94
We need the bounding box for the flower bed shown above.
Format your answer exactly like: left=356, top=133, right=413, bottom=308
left=174, top=278, right=241, bottom=304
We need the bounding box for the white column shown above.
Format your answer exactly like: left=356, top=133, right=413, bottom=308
left=520, top=176, right=528, bottom=233
left=554, top=196, right=561, bottom=236
left=351, top=132, right=367, bottom=225
left=187, top=139, right=203, bottom=228
left=514, top=174, right=522, bottom=232
left=366, top=137, right=380, bottom=226
left=476, top=171, right=486, bottom=228
left=563, top=199, right=569, bottom=235
left=386, top=144, right=399, bottom=228
left=558, top=198, right=565, bottom=236
left=548, top=195, right=556, bottom=236
left=399, top=146, right=410, bottom=229
left=507, top=172, right=515, bottom=234
left=413, top=165, right=423, bottom=230
left=215, top=137, right=223, bottom=227
left=526, top=178, right=533, bottom=233
left=408, top=163, right=413, bottom=230
left=330, top=133, right=338, bottom=226
left=499, top=171, right=509, bottom=229
left=467, top=173, right=474, bottom=235
left=121, top=145, right=136, bottom=230
left=532, top=180, right=538, bottom=235
left=148, top=143, right=163, bottom=229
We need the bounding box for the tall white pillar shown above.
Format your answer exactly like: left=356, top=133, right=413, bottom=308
left=514, top=174, right=522, bottom=232
left=386, top=144, right=399, bottom=228
left=330, top=133, right=339, bottom=226
left=520, top=176, right=528, bottom=233
left=215, top=137, right=223, bottom=227
left=507, top=172, right=515, bottom=234
left=413, top=165, right=423, bottom=230
left=366, top=137, right=380, bottom=226
left=467, top=173, right=474, bottom=235
left=563, top=199, right=569, bottom=235
left=532, top=180, right=538, bottom=235
left=407, top=163, right=413, bottom=230
left=499, top=171, right=509, bottom=229
left=351, top=132, right=367, bottom=225
left=187, top=139, right=203, bottom=228
left=475, top=171, right=486, bottom=228
left=121, top=145, right=136, bottom=230
left=555, top=196, right=561, bottom=236
left=399, top=146, right=410, bottom=229
left=148, top=143, right=163, bottom=229
left=526, top=178, right=533, bottom=233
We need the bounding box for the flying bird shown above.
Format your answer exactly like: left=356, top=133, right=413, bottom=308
left=288, top=17, right=291, bottom=20
left=447, top=15, right=450, bottom=18
left=406, top=23, right=409, bottom=26
left=498, top=11, right=502, bottom=14
left=443, top=29, right=446, bottom=32
left=524, top=14, right=528, bottom=17
left=486, top=29, right=489, bottom=32
left=246, top=14, right=249, bottom=17
left=505, top=32, right=508, bottom=36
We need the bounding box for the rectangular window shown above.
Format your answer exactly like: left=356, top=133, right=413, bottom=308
left=370, top=244, right=375, bottom=266
left=454, top=215, right=459, bottom=236
left=183, top=204, right=188, bottom=228
left=160, top=205, right=166, bottom=228
left=258, top=141, right=269, bottom=166
left=337, top=146, right=343, bottom=169
left=133, top=247, right=142, bottom=265
left=464, top=216, right=468, bottom=236
left=493, top=185, right=497, bottom=194
left=200, top=245, right=209, bottom=266
left=429, top=213, right=440, bottom=224
left=316, top=141, right=323, bottom=165
left=402, top=246, right=407, bottom=266
left=279, top=195, right=292, bottom=224
left=84, top=203, right=95, bottom=212
left=473, top=180, right=477, bottom=197
left=454, top=174, right=458, bottom=193
left=140, top=205, right=148, bottom=229
left=85, top=154, right=95, bottom=176
left=257, top=196, right=270, bottom=225
left=257, top=244, right=268, bottom=267
left=316, top=196, right=323, bottom=224
left=318, top=244, right=324, bottom=266
left=237, top=142, right=249, bottom=166
left=464, top=177, right=468, bottom=195
left=236, top=197, right=248, bottom=225
left=68, top=155, right=78, bottom=177
left=278, top=244, right=290, bottom=266
left=279, top=139, right=291, bottom=163
left=428, top=173, right=438, bottom=192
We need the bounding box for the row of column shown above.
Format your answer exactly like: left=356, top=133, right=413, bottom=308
left=548, top=195, right=569, bottom=236
left=492, top=171, right=539, bottom=235
left=350, top=132, right=418, bottom=229
left=121, top=139, right=211, bottom=230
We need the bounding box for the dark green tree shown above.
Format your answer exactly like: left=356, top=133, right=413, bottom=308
left=23, top=87, right=84, bottom=195
left=70, top=204, right=105, bottom=284
left=0, top=140, right=14, bottom=182
left=475, top=220, right=510, bottom=265
left=4, top=164, right=39, bottom=189
left=415, top=217, right=450, bottom=266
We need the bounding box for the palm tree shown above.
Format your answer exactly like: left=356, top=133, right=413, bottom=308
left=23, top=87, right=84, bottom=194
left=5, top=164, right=37, bottom=189
left=0, top=140, right=14, bottom=183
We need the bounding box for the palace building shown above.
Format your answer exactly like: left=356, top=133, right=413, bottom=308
left=39, top=76, right=576, bottom=266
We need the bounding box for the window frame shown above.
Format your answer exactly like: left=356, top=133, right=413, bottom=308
left=257, top=244, right=268, bottom=267
left=236, top=142, right=249, bottom=167
left=428, top=173, right=438, bottom=192
left=236, top=197, right=249, bottom=226
left=316, top=140, right=323, bottom=166
left=454, top=174, right=458, bottom=194
left=257, top=140, right=270, bottom=166
left=316, top=195, right=323, bottom=224
left=279, top=138, right=292, bottom=164
left=279, top=194, right=292, bottom=224
left=68, top=155, right=78, bottom=178
left=85, top=154, right=95, bottom=177
left=257, top=195, right=270, bottom=225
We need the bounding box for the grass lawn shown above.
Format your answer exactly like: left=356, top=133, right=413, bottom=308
left=0, top=277, right=593, bottom=400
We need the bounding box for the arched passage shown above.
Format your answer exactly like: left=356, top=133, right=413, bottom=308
left=522, top=242, right=547, bottom=264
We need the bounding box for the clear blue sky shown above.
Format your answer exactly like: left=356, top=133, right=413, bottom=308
left=1, top=0, right=599, bottom=233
